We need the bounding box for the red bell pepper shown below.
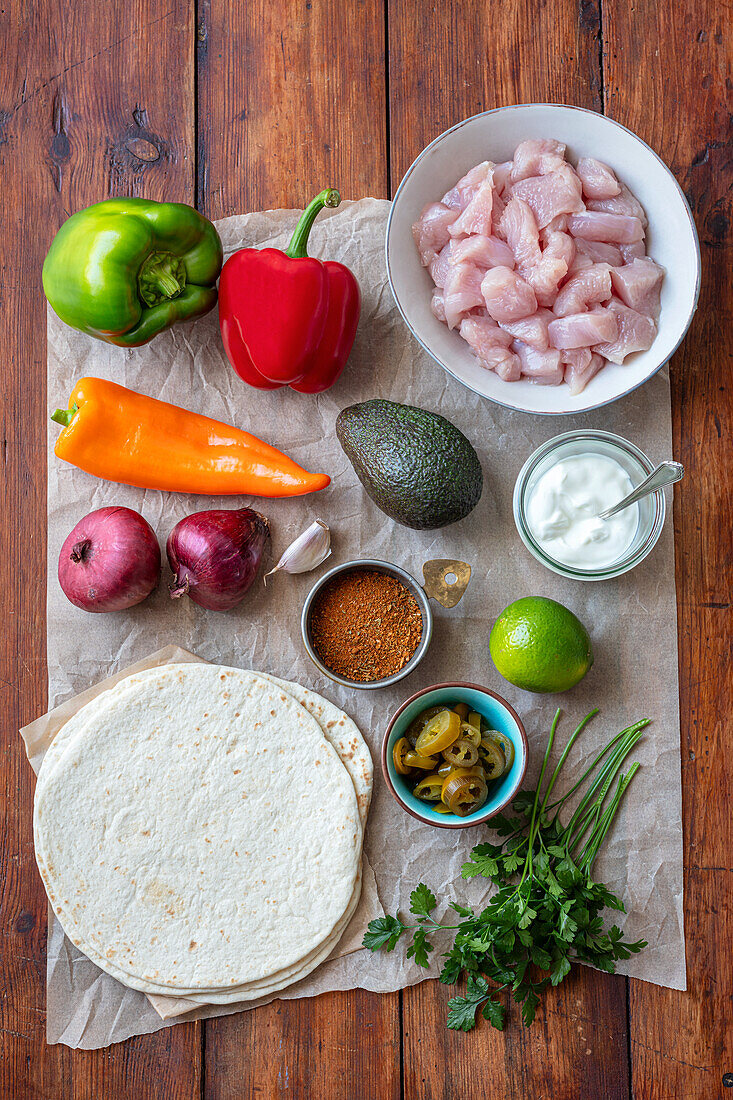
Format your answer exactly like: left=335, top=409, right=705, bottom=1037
left=218, top=188, right=361, bottom=393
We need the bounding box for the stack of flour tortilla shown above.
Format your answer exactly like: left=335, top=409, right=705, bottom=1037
left=33, top=663, right=372, bottom=1005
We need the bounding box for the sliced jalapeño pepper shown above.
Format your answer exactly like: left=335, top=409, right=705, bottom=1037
left=442, top=738, right=479, bottom=768
left=479, top=737, right=506, bottom=779
left=415, top=709, right=461, bottom=756
left=404, top=705, right=445, bottom=748
left=413, top=773, right=445, bottom=802
left=403, top=750, right=439, bottom=771
left=459, top=721, right=481, bottom=747
left=485, top=730, right=515, bottom=775
left=441, top=768, right=489, bottom=816
left=392, top=736, right=412, bottom=776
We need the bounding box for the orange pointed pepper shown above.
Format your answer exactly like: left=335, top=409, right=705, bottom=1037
left=51, top=377, right=330, bottom=497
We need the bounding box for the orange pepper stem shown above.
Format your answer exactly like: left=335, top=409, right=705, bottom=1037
left=52, top=405, right=77, bottom=427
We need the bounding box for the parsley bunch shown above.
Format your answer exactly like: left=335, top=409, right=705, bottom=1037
left=364, top=710, right=649, bottom=1032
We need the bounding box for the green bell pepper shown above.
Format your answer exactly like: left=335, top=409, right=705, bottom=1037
left=42, top=198, right=223, bottom=347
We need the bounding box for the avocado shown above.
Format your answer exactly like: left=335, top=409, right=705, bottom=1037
left=336, top=399, right=483, bottom=530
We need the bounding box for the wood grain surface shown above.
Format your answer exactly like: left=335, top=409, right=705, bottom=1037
left=0, top=0, right=730, bottom=1096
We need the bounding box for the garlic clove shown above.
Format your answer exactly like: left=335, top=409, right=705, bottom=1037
left=264, top=520, right=331, bottom=581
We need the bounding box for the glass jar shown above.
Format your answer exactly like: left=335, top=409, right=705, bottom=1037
left=513, top=430, right=666, bottom=581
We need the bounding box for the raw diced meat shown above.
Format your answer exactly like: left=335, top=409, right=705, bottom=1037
left=493, top=161, right=513, bottom=195
left=552, top=264, right=612, bottom=317
left=460, top=317, right=522, bottom=379
left=565, top=351, right=605, bottom=395
left=492, top=189, right=506, bottom=225
left=497, top=197, right=541, bottom=270
left=449, top=171, right=495, bottom=237
left=428, top=241, right=454, bottom=288
left=511, top=165, right=585, bottom=229
left=415, top=140, right=662, bottom=391
left=443, top=262, right=485, bottom=329
left=568, top=211, right=644, bottom=243
left=498, top=308, right=554, bottom=350
left=575, top=238, right=624, bottom=266
left=548, top=307, right=619, bottom=349
left=525, top=231, right=575, bottom=306
left=482, top=346, right=523, bottom=381
left=610, top=257, right=664, bottom=318
left=593, top=298, right=657, bottom=363
left=510, top=139, right=567, bottom=183
left=441, top=162, right=492, bottom=211
left=513, top=340, right=564, bottom=384
left=619, top=241, right=647, bottom=263
left=588, top=183, right=648, bottom=227
left=568, top=252, right=595, bottom=275
left=576, top=157, right=621, bottom=200
left=460, top=315, right=514, bottom=353
left=543, top=214, right=570, bottom=234
left=430, top=291, right=447, bottom=324
left=481, top=266, right=538, bottom=322
left=561, top=347, right=592, bottom=371
left=412, top=202, right=460, bottom=266
left=451, top=234, right=515, bottom=269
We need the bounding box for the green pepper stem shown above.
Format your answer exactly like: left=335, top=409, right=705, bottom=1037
left=138, top=252, right=187, bottom=307
left=51, top=405, right=77, bottom=427
left=285, top=188, right=341, bottom=258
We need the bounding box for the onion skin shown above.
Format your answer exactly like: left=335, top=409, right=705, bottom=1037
left=167, top=508, right=270, bottom=611
left=58, top=506, right=161, bottom=612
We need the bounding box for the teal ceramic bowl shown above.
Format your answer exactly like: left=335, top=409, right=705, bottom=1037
left=382, top=682, right=528, bottom=829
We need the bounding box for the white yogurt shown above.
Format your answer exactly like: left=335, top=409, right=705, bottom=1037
left=525, top=453, right=639, bottom=569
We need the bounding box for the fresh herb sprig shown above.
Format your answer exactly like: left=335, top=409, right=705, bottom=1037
left=364, top=710, right=649, bottom=1032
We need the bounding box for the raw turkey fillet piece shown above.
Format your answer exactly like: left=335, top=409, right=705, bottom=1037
left=481, top=266, right=538, bottom=323
left=413, top=139, right=663, bottom=392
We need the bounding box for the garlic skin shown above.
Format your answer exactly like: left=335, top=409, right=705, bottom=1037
left=265, top=520, right=331, bottom=580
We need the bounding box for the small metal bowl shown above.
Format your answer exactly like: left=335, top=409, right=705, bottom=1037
left=301, top=558, right=434, bottom=690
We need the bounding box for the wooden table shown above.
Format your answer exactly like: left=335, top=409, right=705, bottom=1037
left=1, top=1, right=730, bottom=1096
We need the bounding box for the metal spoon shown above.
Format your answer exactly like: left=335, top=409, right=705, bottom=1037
left=597, top=461, right=685, bottom=520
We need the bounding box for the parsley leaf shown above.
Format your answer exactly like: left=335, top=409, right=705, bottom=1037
left=362, top=915, right=406, bottom=953
left=482, top=997, right=506, bottom=1030
left=447, top=975, right=490, bottom=1032
left=406, top=928, right=433, bottom=968
left=521, top=988, right=540, bottom=1027
left=409, top=883, right=437, bottom=918
left=461, top=844, right=500, bottom=879
left=550, top=954, right=571, bottom=986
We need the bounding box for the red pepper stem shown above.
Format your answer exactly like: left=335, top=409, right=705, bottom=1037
left=284, top=189, right=341, bottom=259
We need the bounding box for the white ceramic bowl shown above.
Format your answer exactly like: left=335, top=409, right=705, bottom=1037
left=386, top=104, right=701, bottom=415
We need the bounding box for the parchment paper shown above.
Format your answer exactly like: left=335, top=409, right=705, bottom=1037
left=41, top=199, right=685, bottom=1048
left=20, top=644, right=384, bottom=1031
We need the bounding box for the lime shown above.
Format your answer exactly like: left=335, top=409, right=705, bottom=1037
left=489, top=596, right=593, bottom=694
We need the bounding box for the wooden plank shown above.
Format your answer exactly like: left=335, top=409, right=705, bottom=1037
left=197, top=0, right=389, bottom=219
left=388, top=3, right=631, bottom=1097
left=602, top=2, right=733, bottom=1097
left=0, top=0, right=201, bottom=1095
left=388, top=0, right=603, bottom=190
left=404, top=968, right=629, bottom=1100
left=196, top=2, right=399, bottom=1097
left=205, top=991, right=401, bottom=1100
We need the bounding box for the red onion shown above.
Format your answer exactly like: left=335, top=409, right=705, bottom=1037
left=58, top=507, right=161, bottom=612
left=167, top=508, right=270, bottom=611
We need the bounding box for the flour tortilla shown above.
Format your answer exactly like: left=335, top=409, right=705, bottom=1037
left=36, top=668, right=373, bottom=828
left=37, top=668, right=372, bottom=1002
left=150, top=677, right=373, bottom=1005
left=34, top=665, right=362, bottom=993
